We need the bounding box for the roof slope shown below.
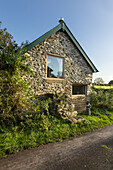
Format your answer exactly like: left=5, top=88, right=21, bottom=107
left=25, top=21, right=98, bottom=73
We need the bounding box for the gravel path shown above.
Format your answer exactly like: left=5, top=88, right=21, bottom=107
left=0, top=125, right=113, bottom=170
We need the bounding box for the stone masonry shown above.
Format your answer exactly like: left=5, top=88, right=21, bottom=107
left=25, top=30, right=93, bottom=113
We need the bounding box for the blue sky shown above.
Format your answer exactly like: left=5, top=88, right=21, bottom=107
left=1, top=0, right=113, bottom=83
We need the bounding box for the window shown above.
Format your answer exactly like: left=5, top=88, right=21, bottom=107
left=47, top=56, right=63, bottom=78
left=72, top=85, right=86, bottom=95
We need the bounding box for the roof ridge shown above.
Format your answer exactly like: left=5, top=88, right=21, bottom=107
left=23, top=21, right=98, bottom=73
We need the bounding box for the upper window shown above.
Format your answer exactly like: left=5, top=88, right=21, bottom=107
left=72, top=85, right=86, bottom=95
left=47, top=56, right=63, bottom=78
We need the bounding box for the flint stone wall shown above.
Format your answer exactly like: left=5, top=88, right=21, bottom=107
left=25, top=30, right=93, bottom=113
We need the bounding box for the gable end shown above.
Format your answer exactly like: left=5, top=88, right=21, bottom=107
left=24, top=21, right=98, bottom=73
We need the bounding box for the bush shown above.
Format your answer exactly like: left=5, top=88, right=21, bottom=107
left=0, top=22, right=34, bottom=120
left=91, top=88, right=113, bottom=110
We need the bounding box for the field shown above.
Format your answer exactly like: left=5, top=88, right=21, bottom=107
left=93, top=85, right=113, bottom=90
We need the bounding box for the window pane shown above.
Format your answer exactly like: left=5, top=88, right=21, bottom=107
left=72, top=85, right=85, bottom=95
left=47, top=56, right=63, bottom=78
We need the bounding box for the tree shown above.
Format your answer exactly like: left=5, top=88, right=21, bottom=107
left=94, top=77, right=104, bottom=84
left=0, top=21, right=32, bottom=118
left=108, top=80, right=113, bottom=85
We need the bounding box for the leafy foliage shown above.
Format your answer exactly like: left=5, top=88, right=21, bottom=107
left=94, top=77, right=104, bottom=84
left=91, top=87, right=113, bottom=110
left=0, top=108, right=113, bottom=157
left=109, top=80, right=113, bottom=85
left=0, top=22, right=33, bottom=120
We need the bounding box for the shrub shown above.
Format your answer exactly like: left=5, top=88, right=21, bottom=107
left=0, top=22, right=35, bottom=125
left=91, top=88, right=113, bottom=110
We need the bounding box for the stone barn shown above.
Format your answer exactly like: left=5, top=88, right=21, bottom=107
left=24, top=19, right=98, bottom=114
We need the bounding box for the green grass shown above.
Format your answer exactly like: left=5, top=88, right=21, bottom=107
left=93, top=85, right=113, bottom=89
left=0, top=109, right=113, bottom=158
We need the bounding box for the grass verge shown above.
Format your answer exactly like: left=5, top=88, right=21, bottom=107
left=0, top=109, right=113, bottom=158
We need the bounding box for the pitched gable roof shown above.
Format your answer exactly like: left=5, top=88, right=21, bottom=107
left=25, top=21, right=98, bottom=73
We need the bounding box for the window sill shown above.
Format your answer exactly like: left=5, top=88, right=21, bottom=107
left=46, top=78, right=65, bottom=83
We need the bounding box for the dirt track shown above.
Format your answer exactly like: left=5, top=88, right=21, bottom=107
left=0, top=125, right=113, bottom=170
